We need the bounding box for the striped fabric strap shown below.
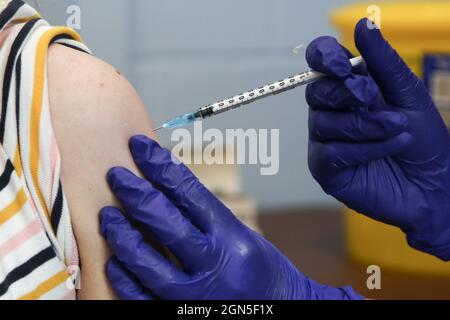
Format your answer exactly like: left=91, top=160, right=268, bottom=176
left=0, top=0, right=91, bottom=299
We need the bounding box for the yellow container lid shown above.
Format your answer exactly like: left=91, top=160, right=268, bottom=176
left=332, top=1, right=450, bottom=38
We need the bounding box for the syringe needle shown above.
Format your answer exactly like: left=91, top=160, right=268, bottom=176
left=154, top=56, right=364, bottom=131
left=153, top=112, right=198, bottom=132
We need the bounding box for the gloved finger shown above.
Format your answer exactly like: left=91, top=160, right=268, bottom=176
left=106, top=257, right=155, bottom=300
left=306, top=36, right=367, bottom=79
left=306, top=75, right=380, bottom=111
left=129, top=135, right=236, bottom=233
left=354, top=18, right=433, bottom=109
left=309, top=109, right=408, bottom=142
left=100, top=206, right=189, bottom=298
left=310, top=132, right=412, bottom=170
left=107, top=167, right=214, bottom=271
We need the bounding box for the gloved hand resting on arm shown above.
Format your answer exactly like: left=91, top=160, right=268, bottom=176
left=100, top=135, right=362, bottom=300
left=307, top=18, right=450, bottom=261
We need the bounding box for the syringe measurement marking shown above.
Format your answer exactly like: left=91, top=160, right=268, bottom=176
left=154, top=57, right=364, bottom=131
left=206, top=70, right=319, bottom=116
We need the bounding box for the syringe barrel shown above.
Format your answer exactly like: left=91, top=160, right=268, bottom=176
left=196, top=57, right=363, bottom=118
left=198, top=70, right=325, bottom=117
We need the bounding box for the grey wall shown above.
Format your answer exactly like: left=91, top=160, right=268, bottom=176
left=39, top=0, right=365, bottom=209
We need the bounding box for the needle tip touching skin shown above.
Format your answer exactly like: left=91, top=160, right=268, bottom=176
left=98, top=17, right=450, bottom=301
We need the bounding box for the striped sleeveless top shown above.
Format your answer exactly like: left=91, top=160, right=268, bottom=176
left=0, top=0, right=90, bottom=299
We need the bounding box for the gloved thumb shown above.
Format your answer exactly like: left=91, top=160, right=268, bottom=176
left=354, top=18, right=432, bottom=110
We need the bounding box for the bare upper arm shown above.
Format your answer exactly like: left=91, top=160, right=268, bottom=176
left=47, top=44, right=157, bottom=299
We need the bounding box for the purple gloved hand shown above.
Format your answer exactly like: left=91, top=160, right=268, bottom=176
left=100, top=135, right=362, bottom=300
left=306, top=18, right=450, bottom=260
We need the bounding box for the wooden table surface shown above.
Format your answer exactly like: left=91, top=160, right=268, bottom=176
left=259, top=208, right=450, bottom=300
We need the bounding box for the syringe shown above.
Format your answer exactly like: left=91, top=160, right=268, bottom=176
left=154, top=56, right=364, bottom=131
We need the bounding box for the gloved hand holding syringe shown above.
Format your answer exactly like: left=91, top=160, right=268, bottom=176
left=154, top=56, right=364, bottom=131
left=102, top=18, right=450, bottom=301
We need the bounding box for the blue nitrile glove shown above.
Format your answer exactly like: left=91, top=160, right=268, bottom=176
left=306, top=18, right=450, bottom=261
left=100, top=135, right=363, bottom=300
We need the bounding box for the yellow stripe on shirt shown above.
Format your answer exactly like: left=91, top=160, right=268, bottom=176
left=18, top=270, right=69, bottom=300
left=29, top=27, right=82, bottom=221
left=11, top=13, right=42, bottom=24
left=0, top=188, right=27, bottom=225
left=13, top=143, right=23, bottom=178
left=0, top=0, right=86, bottom=300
